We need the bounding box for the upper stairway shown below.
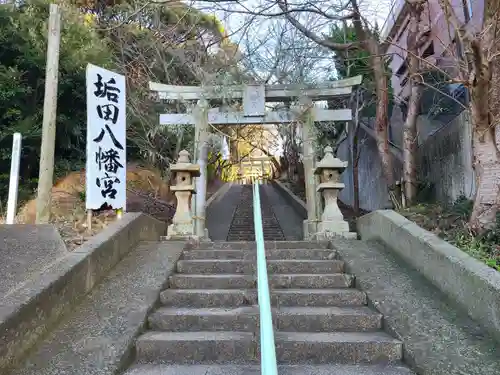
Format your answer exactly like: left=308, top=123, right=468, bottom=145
left=124, top=240, right=414, bottom=375
left=226, top=184, right=285, bottom=241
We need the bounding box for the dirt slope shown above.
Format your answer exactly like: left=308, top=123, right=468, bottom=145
left=15, top=164, right=175, bottom=249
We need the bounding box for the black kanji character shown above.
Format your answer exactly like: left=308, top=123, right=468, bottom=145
left=93, top=74, right=121, bottom=103
left=96, top=147, right=123, bottom=173
left=96, top=173, right=121, bottom=199
left=93, top=124, right=124, bottom=150
left=96, top=104, right=119, bottom=124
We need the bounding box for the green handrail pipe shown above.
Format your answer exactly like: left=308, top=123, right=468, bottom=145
left=252, top=179, right=278, bottom=375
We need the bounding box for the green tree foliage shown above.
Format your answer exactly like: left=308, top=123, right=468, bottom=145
left=0, top=0, right=112, bottom=204
left=0, top=0, right=235, bottom=209
left=107, top=2, right=229, bottom=173
left=328, top=23, right=394, bottom=118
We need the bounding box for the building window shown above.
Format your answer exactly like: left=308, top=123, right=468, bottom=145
left=396, top=16, right=410, bottom=41
left=454, top=36, right=464, bottom=58
left=396, top=60, right=408, bottom=76
left=462, top=0, right=473, bottom=22
left=421, top=42, right=434, bottom=58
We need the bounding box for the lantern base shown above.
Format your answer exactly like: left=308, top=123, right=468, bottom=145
left=165, top=220, right=196, bottom=240
left=161, top=234, right=199, bottom=241
left=303, top=219, right=318, bottom=240
left=318, top=220, right=350, bottom=234
left=314, top=230, right=357, bottom=240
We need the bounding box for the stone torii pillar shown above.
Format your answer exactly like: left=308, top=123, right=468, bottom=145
left=193, top=98, right=211, bottom=240
left=299, top=96, right=319, bottom=239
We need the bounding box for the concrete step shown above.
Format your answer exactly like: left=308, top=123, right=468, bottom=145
left=181, top=248, right=338, bottom=260
left=275, top=331, right=402, bottom=364
left=176, top=260, right=345, bottom=274
left=135, top=331, right=402, bottom=365
left=160, top=289, right=366, bottom=308
left=268, top=260, right=344, bottom=274
left=149, top=307, right=258, bottom=331
left=169, top=274, right=353, bottom=289
left=124, top=364, right=415, bottom=375
left=148, top=306, right=381, bottom=332
left=177, top=260, right=253, bottom=274
left=271, top=289, right=366, bottom=307
left=181, top=250, right=246, bottom=260
left=193, top=241, right=330, bottom=250
left=270, top=274, right=354, bottom=289
left=160, top=289, right=256, bottom=308
left=135, top=331, right=256, bottom=364
left=169, top=274, right=255, bottom=289
left=276, top=306, right=382, bottom=332
left=266, top=249, right=337, bottom=260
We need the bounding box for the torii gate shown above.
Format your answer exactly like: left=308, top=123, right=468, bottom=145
left=150, top=76, right=362, bottom=239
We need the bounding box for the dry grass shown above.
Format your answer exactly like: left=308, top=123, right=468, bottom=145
left=9, top=164, right=173, bottom=250
left=399, top=198, right=500, bottom=271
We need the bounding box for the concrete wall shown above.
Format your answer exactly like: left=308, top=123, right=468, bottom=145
left=337, top=126, right=401, bottom=211
left=416, top=110, right=475, bottom=203
left=358, top=210, right=500, bottom=343
left=338, top=111, right=474, bottom=210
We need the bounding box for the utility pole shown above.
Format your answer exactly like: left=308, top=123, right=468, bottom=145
left=36, top=4, right=61, bottom=224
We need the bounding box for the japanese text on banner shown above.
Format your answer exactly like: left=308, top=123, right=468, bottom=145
left=85, top=64, right=126, bottom=210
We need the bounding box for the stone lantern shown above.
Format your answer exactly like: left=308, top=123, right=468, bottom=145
left=313, top=146, right=356, bottom=239
left=165, top=150, right=200, bottom=239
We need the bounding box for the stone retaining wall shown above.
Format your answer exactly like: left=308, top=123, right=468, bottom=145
left=0, top=213, right=166, bottom=371
left=357, top=210, right=500, bottom=343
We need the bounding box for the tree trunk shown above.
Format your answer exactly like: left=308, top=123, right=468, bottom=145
left=436, top=0, right=500, bottom=232
left=469, top=132, right=500, bottom=231
left=370, top=40, right=396, bottom=199
left=468, top=43, right=500, bottom=232
left=402, top=88, right=421, bottom=204
left=353, top=125, right=360, bottom=214
left=403, top=0, right=425, bottom=205
left=349, top=0, right=395, bottom=203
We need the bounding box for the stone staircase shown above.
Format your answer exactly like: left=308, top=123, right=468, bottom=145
left=124, top=241, right=413, bottom=374
left=226, top=185, right=285, bottom=241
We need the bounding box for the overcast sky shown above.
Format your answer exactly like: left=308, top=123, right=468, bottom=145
left=196, top=0, right=394, bottom=37
left=191, top=0, right=395, bottom=157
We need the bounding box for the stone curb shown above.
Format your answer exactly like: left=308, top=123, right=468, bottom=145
left=357, top=209, right=500, bottom=343
left=0, top=213, right=166, bottom=371
left=272, top=180, right=307, bottom=218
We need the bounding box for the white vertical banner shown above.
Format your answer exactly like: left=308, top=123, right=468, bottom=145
left=6, top=133, right=22, bottom=224
left=221, top=135, right=230, bottom=160
left=86, top=64, right=126, bottom=210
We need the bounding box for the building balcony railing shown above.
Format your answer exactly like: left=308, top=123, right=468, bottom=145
left=381, top=0, right=407, bottom=41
